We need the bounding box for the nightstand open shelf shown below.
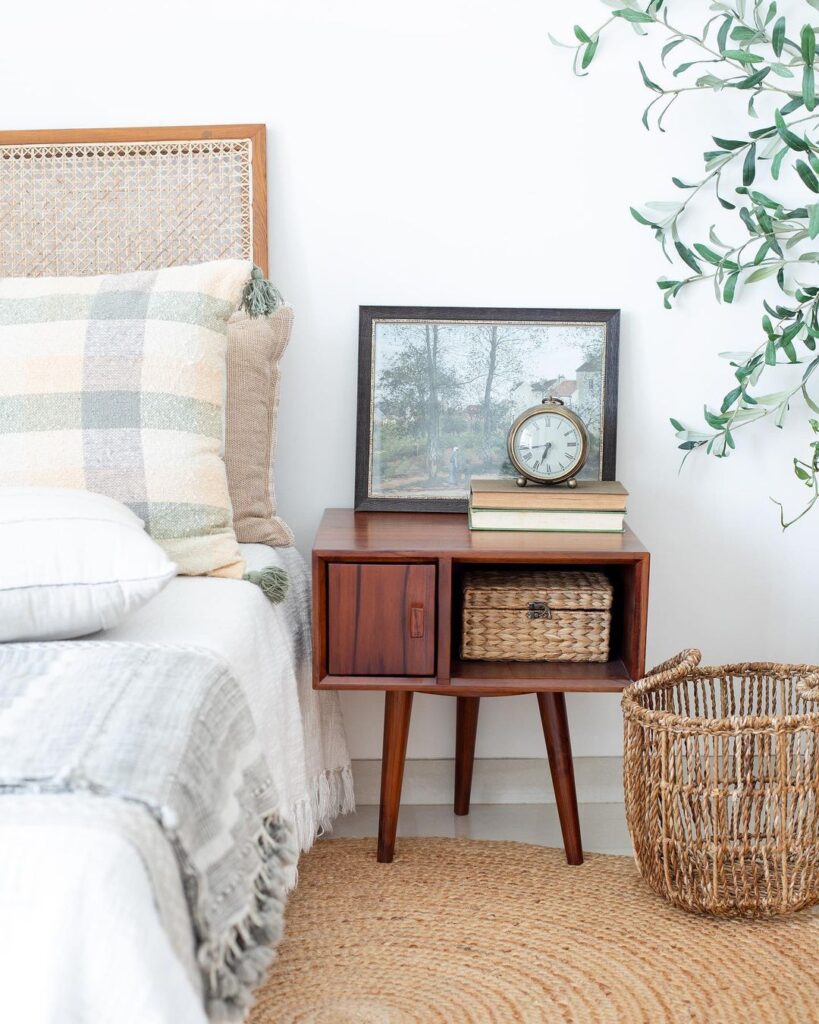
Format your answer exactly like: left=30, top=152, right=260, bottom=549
left=449, top=657, right=633, bottom=692
left=313, top=508, right=650, bottom=864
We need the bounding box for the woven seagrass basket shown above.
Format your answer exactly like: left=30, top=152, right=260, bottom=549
left=461, top=570, right=612, bottom=662
left=622, top=649, right=819, bottom=917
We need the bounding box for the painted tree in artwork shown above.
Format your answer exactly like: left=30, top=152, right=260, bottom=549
left=481, top=326, right=500, bottom=454
left=375, top=321, right=602, bottom=491
left=574, top=335, right=604, bottom=447
left=378, top=324, right=456, bottom=484
left=423, top=324, right=442, bottom=479
left=470, top=325, right=528, bottom=460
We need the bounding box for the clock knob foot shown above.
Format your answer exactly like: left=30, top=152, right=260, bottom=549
left=567, top=478, right=578, bottom=489
left=516, top=477, right=527, bottom=488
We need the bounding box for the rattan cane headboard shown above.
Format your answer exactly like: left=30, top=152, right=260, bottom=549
left=0, top=124, right=268, bottom=277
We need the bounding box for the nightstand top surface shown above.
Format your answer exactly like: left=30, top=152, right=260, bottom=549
left=314, top=508, right=647, bottom=560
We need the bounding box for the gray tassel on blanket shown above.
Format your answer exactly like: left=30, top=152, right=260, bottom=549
left=243, top=566, right=289, bottom=603
left=241, top=266, right=282, bottom=318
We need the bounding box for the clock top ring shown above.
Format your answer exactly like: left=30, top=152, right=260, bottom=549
left=507, top=397, right=589, bottom=487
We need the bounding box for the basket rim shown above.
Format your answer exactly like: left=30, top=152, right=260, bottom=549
left=623, top=661, right=819, bottom=731
left=463, top=569, right=610, bottom=580
left=622, top=706, right=819, bottom=732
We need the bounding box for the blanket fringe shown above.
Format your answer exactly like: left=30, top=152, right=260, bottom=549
left=1, top=773, right=298, bottom=1023
left=199, top=814, right=298, bottom=1023
left=290, top=764, right=356, bottom=855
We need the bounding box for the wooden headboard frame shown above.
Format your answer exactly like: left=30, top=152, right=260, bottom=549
left=0, top=124, right=268, bottom=276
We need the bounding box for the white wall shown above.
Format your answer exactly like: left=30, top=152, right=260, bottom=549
left=5, top=0, right=819, bottom=759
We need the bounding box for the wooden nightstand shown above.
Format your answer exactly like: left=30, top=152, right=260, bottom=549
left=312, top=509, right=650, bottom=865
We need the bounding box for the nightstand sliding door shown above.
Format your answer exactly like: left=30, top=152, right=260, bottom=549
left=327, top=563, right=436, bottom=677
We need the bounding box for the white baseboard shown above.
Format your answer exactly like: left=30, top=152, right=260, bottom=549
left=351, top=756, right=623, bottom=806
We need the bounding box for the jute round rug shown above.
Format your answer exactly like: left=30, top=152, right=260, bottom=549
left=248, top=837, right=819, bottom=1024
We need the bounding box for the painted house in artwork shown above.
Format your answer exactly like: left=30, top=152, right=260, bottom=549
left=517, top=374, right=578, bottom=410
left=574, top=358, right=600, bottom=410
left=550, top=377, right=578, bottom=407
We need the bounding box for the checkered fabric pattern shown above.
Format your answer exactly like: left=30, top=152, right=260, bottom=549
left=0, top=259, right=253, bottom=577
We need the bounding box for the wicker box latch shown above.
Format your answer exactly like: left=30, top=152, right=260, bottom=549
left=527, top=601, right=551, bottom=620
left=461, top=569, right=612, bottom=663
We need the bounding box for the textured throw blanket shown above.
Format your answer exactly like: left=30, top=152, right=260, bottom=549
left=0, top=641, right=297, bottom=1021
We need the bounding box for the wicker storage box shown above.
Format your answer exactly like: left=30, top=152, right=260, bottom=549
left=623, top=649, right=819, bottom=917
left=461, top=569, right=612, bottom=662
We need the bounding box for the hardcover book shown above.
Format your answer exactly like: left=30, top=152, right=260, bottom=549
left=470, top=478, right=628, bottom=512
left=468, top=506, right=625, bottom=533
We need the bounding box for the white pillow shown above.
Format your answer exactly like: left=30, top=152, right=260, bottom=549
left=0, top=488, right=177, bottom=642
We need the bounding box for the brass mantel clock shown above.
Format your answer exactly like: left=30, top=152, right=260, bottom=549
left=507, top=397, right=589, bottom=488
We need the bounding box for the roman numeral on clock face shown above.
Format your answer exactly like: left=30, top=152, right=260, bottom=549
left=523, top=450, right=532, bottom=461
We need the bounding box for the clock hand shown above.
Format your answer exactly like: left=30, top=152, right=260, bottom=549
left=531, top=442, right=553, bottom=474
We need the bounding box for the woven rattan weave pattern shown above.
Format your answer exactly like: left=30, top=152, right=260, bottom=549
left=0, top=137, right=252, bottom=276
left=623, top=649, right=819, bottom=917
left=461, top=609, right=611, bottom=662
left=461, top=569, right=612, bottom=662
left=463, top=569, right=613, bottom=610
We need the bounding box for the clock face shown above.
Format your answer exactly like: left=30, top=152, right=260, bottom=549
left=512, top=411, right=584, bottom=482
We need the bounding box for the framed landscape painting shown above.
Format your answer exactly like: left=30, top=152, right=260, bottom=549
left=355, top=306, right=620, bottom=512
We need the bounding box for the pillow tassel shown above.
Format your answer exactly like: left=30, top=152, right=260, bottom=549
left=243, top=566, right=289, bottom=603
left=241, top=266, right=282, bottom=318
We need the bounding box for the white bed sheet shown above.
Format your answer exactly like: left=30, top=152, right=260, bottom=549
left=0, top=545, right=352, bottom=1024
left=0, top=811, right=209, bottom=1024
left=106, top=544, right=353, bottom=848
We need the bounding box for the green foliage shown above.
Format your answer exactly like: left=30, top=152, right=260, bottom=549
left=554, top=0, right=819, bottom=526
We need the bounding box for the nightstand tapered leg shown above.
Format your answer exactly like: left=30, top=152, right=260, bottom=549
left=377, top=691, right=414, bottom=863
left=537, top=692, right=583, bottom=865
left=454, top=697, right=480, bottom=815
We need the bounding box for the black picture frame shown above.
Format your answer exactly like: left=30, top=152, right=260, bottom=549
left=355, top=305, right=620, bottom=513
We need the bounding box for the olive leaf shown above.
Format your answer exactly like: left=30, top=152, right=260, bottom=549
left=743, top=142, right=757, bottom=185
left=802, top=24, right=816, bottom=65
left=772, top=16, right=786, bottom=57
left=555, top=0, right=819, bottom=525
left=612, top=9, right=654, bottom=23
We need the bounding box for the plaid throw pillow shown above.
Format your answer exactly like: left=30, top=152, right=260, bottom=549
left=0, top=259, right=253, bottom=577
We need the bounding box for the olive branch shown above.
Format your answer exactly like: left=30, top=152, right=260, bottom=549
left=553, top=0, right=819, bottom=526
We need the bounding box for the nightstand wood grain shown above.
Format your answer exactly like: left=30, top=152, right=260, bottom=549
left=313, top=508, right=650, bottom=865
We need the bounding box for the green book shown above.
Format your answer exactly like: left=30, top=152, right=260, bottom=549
left=468, top=505, right=625, bottom=533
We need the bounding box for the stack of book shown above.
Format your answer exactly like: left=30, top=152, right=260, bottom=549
left=468, top=478, right=627, bottom=533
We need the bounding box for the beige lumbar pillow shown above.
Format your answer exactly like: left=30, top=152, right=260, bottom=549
left=225, top=306, right=295, bottom=547
left=0, top=259, right=254, bottom=578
